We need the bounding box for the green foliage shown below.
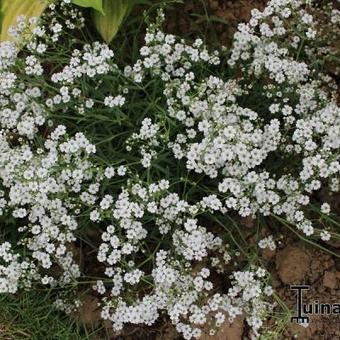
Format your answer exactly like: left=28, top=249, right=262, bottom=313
left=72, top=0, right=104, bottom=14
left=0, top=1, right=3, bottom=31
left=0, top=0, right=47, bottom=41
left=0, top=292, right=88, bottom=339
left=93, top=0, right=135, bottom=43
left=1, top=0, right=136, bottom=43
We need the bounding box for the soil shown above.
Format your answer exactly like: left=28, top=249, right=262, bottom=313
left=266, top=240, right=340, bottom=340
left=195, top=238, right=340, bottom=340
left=165, top=0, right=266, bottom=46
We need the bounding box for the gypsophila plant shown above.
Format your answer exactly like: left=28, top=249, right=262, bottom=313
left=0, top=0, right=339, bottom=338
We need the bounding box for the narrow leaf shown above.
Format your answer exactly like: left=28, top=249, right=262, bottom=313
left=72, top=0, right=104, bottom=14
left=0, top=0, right=47, bottom=42
left=93, top=0, right=134, bottom=44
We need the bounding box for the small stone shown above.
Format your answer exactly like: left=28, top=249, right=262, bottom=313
left=323, top=271, right=338, bottom=289
left=276, top=245, right=310, bottom=284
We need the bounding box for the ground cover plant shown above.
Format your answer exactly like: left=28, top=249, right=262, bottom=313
left=0, top=0, right=339, bottom=339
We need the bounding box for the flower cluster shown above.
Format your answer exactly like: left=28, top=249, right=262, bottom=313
left=0, top=2, right=97, bottom=293
left=126, top=0, right=340, bottom=238
left=127, top=118, right=163, bottom=168
left=0, top=0, right=338, bottom=338
left=0, top=124, right=97, bottom=292
left=93, top=179, right=272, bottom=337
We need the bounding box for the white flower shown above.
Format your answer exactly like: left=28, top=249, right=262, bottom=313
left=321, top=203, right=331, bottom=214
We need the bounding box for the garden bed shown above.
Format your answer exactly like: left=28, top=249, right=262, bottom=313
left=0, top=0, right=339, bottom=339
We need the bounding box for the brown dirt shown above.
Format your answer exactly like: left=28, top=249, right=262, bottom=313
left=165, top=0, right=266, bottom=46
left=276, top=245, right=312, bottom=284
left=200, top=314, right=245, bottom=340
left=259, top=239, right=340, bottom=340
left=206, top=238, right=340, bottom=340
left=75, top=294, right=101, bottom=327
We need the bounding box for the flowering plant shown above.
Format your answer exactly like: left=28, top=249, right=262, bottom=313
left=0, top=0, right=339, bottom=338
left=0, top=0, right=134, bottom=43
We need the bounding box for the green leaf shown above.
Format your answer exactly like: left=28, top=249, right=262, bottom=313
left=93, top=0, right=134, bottom=44
left=0, top=4, right=4, bottom=33
left=0, top=0, right=47, bottom=42
left=72, top=0, right=104, bottom=14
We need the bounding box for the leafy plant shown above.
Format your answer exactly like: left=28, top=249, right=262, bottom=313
left=93, top=0, right=135, bottom=43
left=72, top=0, right=104, bottom=14
left=0, top=0, right=47, bottom=41
left=0, top=0, right=135, bottom=43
